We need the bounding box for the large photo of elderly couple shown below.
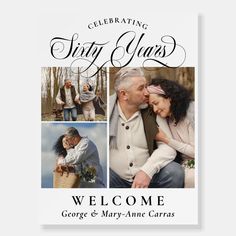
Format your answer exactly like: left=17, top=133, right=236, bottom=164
left=109, top=67, right=195, bottom=189
left=41, top=66, right=195, bottom=189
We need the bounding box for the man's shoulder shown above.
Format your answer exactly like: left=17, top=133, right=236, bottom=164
left=75, top=137, right=89, bottom=149
left=81, top=137, right=97, bottom=149
left=109, top=93, right=118, bottom=117
left=109, top=93, right=117, bottom=104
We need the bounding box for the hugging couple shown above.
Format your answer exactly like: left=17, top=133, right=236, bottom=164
left=109, top=67, right=194, bottom=188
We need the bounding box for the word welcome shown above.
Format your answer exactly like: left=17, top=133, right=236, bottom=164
left=71, top=195, right=165, bottom=206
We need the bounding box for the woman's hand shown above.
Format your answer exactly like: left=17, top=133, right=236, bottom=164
left=57, top=155, right=65, bottom=165
left=75, top=98, right=81, bottom=104
left=156, top=128, right=170, bottom=144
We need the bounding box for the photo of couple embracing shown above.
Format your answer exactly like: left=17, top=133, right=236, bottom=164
left=109, top=67, right=195, bottom=188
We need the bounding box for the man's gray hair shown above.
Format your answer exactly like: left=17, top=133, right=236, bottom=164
left=64, top=78, right=72, bottom=83
left=64, top=127, right=80, bottom=137
left=114, top=67, right=145, bottom=92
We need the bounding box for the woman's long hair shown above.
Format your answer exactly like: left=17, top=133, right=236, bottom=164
left=149, top=77, right=191, bottom=124
left=52, top=135, right=67, bottom=157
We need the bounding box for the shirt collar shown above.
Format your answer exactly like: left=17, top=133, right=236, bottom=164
left=117, top=101, right=140, bottom=122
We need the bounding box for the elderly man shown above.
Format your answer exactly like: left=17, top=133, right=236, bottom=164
left=109, top=67, right=184, bottom=188
left=56, top=79, right=80, bottom=121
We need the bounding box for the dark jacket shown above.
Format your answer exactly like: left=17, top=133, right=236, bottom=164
left=141, top=108, right=158, bottom=155
left=109, top=94, right=158, bottom=155
left=60, top=86, right=77, bottom=105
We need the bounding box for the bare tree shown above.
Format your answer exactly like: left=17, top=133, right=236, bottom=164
left=77, top=67, right=80, bottom=92
left=45, top=67, right=52, bottom=114
left=52, top=67, right=63, bottom=110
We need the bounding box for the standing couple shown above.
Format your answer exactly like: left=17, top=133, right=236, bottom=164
left=56, top=79, right=97, bottom=121
left=109, top=67, right=195, bottom=188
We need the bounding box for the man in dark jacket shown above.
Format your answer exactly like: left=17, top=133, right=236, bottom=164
left=56, top=79, right=80, bottom=121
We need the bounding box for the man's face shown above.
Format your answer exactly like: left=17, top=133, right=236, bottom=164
left=65, top=80, right=72, bottom=88
left=125, top=76, right=149, bottom=107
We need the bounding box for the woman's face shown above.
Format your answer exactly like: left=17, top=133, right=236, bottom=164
left=63, top=136, right=76, bottom=146
left=149, top=94, right=171, bottom=118
left=83, top=84, right=89, bottom=92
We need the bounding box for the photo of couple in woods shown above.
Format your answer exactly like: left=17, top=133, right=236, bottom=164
left=41, top=67, right=107, bottom=121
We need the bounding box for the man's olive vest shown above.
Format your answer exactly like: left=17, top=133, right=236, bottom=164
left=60, top=86, right=76, bottom=105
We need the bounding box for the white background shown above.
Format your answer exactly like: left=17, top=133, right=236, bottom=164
left=38, top=5, right=198, bottom=226
left=1, top=0, right=235, bottom=235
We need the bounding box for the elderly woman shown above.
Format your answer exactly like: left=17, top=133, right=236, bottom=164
left=147, top=77, right=195, bottom=188
left=80, top=83, right=96, bottom=121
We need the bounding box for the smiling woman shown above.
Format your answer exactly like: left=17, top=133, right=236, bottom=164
left=147, top=77, right=195, bottom=188
left=148, top=77, right=191, bottom=124
left=149, top=91, right=171, bottom=118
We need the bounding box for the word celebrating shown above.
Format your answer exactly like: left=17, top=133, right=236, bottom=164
left=88, top=17, right=148, bottom=30
left=50, top=32, right=186, bottom=77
